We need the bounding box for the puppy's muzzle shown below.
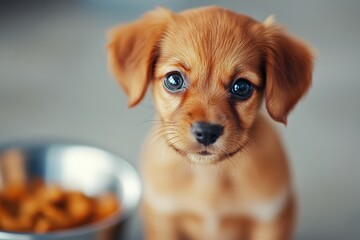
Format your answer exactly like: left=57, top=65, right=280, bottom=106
left=191, top=122, right=224, bottom=146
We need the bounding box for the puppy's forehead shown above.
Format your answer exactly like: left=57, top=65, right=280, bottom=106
left=159, top=8, right=263, bottom=85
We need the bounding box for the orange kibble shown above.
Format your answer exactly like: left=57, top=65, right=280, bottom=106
left=0, top=179, right=120, bottom=233
left=95, top=193, right=118, bottom=220
left=34, top=218, right=51, bottom=233
left=40, top=204, right=68, bottom=228
left=18, top=215, right=34, bottom=231
left=0, top=213, right=20, bottom=232
left=20, top=197, right=39, bottom=217
left=38, top=185, right=65, bottom=204
left=3, top=184, right=26, bottom=201
left=66, top=191, right=93, bottom=224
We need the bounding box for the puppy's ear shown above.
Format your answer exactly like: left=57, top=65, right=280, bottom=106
left=107, top=8, right=171, bottom=107
left=263, top=23, right=314, bottom=124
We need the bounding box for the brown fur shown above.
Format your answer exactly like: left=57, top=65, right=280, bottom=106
left=107, top=6, right=313, bottom=240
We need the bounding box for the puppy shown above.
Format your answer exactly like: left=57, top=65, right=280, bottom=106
left=107, top=6, right=313, bottom=240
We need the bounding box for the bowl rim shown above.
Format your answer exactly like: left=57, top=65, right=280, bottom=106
left=0, top=140, right=142, bottom=239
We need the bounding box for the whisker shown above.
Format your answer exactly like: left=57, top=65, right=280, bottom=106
left=146, top=128, right=178, bottom=144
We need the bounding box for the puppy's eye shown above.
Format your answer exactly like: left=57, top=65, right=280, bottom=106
left=164, top=72, right=186, bottom=93
left=231, top=78, right=254, bottom=100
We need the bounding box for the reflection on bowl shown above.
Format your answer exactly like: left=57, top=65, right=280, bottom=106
left=0, top=142, right=142, bottom=240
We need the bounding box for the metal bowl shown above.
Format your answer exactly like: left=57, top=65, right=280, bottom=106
left=0, top=142, right=142, bottom=240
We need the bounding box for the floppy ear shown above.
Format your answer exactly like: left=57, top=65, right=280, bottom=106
left=263, top=23, right=314, bottom=124
left=107, top=8, right=172, bottom=107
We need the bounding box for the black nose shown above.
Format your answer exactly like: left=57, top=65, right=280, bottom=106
left=191, top=122, right=224, bottom=146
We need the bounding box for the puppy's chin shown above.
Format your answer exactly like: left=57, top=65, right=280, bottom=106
left=167, top=134, right=248, bottom=164
left=186, top=153, right=221, bottom=164
left=169, top=142, right=245, bottom=164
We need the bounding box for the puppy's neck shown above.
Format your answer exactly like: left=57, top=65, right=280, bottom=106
left=190, top=164, right=222, bottom=177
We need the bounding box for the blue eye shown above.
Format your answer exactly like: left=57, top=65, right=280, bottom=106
left=231, top=78, right=254, bottom=100
left=164, top=72, right=186, bottom=92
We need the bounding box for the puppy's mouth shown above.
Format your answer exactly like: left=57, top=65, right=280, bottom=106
left=170, top=144, right=215, bottom=157
left=198, top=150, right=213, bottom=156
left=169, top=142, right=244, bottom=164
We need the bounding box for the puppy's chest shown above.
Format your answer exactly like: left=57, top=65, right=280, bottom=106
left=144, top=157, right=290, bottom=240
left=144, top=165, right=288, bottom=224
left=145, top=165, right=238, bottom=212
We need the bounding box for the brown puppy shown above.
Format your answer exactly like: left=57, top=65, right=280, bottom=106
left=107, top=6, right=313, bottom=240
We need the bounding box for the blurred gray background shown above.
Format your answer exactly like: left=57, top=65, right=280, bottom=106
left=1, top=0, right=359, bottom=239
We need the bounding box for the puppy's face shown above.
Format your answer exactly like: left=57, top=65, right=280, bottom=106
left=108, top=7, right=313, bottom=164
left=151, top=11, right=264, bottom=163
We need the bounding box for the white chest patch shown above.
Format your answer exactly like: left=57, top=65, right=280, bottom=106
left=144, top=181, right=289, bottom=224
left=247, top=187, right=289, bottom=223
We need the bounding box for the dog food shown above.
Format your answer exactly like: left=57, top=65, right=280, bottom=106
left=0, top=179, right=119, bottom=233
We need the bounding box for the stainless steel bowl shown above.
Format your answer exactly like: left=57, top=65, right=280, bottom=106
left=0, top=142, right=142, bottom=240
